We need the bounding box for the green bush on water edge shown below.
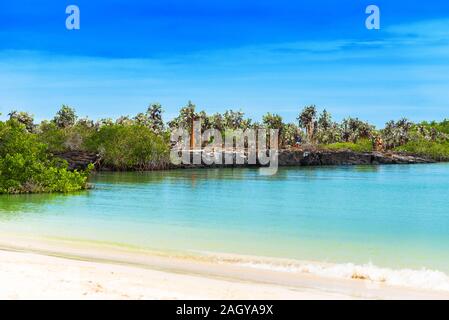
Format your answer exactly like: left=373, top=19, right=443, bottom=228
left=83, top=124, right=171, bottom=171
left=0, top=119, right=93, bottom=194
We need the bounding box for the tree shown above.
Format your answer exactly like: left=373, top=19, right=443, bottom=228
left=77, top=117, right=95, bottom=129
left=209, top=113, right=225, bottom=132
left=116, top=115, right=134, bottom=126
left=262, top=113, right=284, bottom=146
left=318, top=109, right=332, bottom=131
left=167, top=101, right=199, bottom=149
left=168, top=101, right=197, bottom=131
left=197, top=110, right=211, bottom=132
left=297, top=105, right=317, bottom=142
left=8, top=110, right=35, bottom=132
left=54, top=105, right=77, bottom=129
left=240, top=118, right=253, bottom=130
left=134, top=112, right=150, bottom=127
left=133, top=103, right=165, bottom=133
left=382, top=118, right=413, bottom=148
left=146, top=103, right=164, bottom=133
left=262, top=113, right=283, bottom=130
left=316, top=109, right=341, bottom=144
left=223, top=109, right=245, bottom=130
left=341, top=117, right=374, bottom=143
left=282, top=123, right=302, bottom=147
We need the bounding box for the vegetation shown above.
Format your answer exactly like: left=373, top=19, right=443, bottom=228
left=297, top=105, right=317, bottom=142
left=84, top=124, right=170, bottom=170
left=418, top=119, right=449, bottom=135
left=8, top=111, right=35, bottom=132
left=382, top=119, right=414, bottom=149
left=35, top=104, right=171, bottom=171
left=324, top=139, right=373, bottom=153
left=54, top=105, right=77, bottom=129
left=395, top=140, right=449, bottom=161
left=293, top=105, right=449, bottom=160
left=2, top=101, right=449, bottom=195
left=0, top=118, right=92, bottom=194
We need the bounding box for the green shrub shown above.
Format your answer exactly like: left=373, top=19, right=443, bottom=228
left=84, top=124, right=170, bottom=170
left=37, top=121, right=68, bottom=153
left=395, top=140, right=449, bottom=161
left=37, top=121, right=97, bottom=153
left=0, top=120, right=92, bottom=194
left=324, top=138, right=373, bottom=153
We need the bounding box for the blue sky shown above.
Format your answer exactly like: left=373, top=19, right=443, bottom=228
left=1, top=0, right=449, bottom=126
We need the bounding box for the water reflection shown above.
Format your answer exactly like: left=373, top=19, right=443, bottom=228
left=0, top=192, right=86, bottom=220
left=91, top=171, right=168, bottom=184
left=0, top=165, right=387, bottom=219
left=353, top=165, right=380, bottom=173
left=92, top=167, right=292, bottom=185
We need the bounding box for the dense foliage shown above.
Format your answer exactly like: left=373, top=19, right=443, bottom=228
left=84, top=124, right=170, bottom=170
left=0, top=119, right=92, bottom=194
left=2, top=102, right=449, bottom=195
left=34, top=105, right=171, bottom=171
left=395, top=140, right=449, bottom=161
left=292, top=105, right=449, bottom=159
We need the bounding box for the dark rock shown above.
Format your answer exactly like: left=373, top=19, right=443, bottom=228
left=55, top=149, right=435, bottom=172
left=55, top=151, right=99, bottom=170
left=176, top=149, right=434, bottom=168
left=279, top=150, right=433, bottom=166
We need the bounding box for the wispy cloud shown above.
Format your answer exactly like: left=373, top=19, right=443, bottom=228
left=1, top=16, right=449, bottom=126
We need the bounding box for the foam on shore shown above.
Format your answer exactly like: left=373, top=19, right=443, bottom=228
left=224, top=258, right=449, bottom=292
left=2, top=232, right=449, bottom=294
left=183, top=250, right=449, bottom=292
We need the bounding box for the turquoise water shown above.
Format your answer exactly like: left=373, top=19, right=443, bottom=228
left=1, top=164, right=449, bottom=273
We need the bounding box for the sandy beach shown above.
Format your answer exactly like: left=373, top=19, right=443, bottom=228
left=0, top=249, right=353, bottom=300
left=1, top=233, right=449, bottom=300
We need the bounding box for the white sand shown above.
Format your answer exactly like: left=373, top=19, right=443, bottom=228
left=0, top=250, right=354, bottom=300
left=1, top=234, right=449, bottom=300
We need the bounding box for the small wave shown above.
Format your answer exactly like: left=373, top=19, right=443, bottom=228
left=234, top=261, right=449, bottom=292
left=192, top=251, right=449, bottom=292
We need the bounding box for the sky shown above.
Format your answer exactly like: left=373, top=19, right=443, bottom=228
left=1, top=0, right=449, bottom=127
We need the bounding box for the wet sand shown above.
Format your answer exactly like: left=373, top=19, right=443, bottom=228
left=1, top=234, right=448, bottom=300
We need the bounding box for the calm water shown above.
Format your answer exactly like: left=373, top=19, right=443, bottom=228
left=1, top=164, right=449, bottom=272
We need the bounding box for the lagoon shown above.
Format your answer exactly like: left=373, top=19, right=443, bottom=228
left=1, top=164, right=449, bottom=274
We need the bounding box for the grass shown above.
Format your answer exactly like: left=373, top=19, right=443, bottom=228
left=323, top=139, right=373, bottom=153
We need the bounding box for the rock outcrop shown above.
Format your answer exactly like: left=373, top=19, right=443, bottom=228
left=278, top=150, right=433, bottom=166
left=56, top=149, right=434, bottom=172
left=55, top=151, right=98, bottom=170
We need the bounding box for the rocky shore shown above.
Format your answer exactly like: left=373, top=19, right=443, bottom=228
left=278, top=149, right=433, bottom=166
left=57, top=149, right=434, bottom=171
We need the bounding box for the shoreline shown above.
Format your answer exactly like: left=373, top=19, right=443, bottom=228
left=59, top=149, right=436, bottom=171
left=1, top=234, right=449, bottom=300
